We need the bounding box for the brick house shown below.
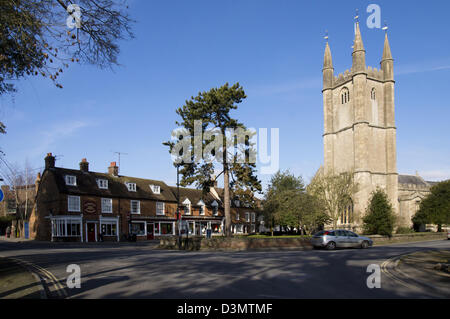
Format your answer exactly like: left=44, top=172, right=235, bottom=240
left=29, top=153, right=260, bottom=242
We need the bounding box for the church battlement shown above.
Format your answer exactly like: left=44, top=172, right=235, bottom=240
left=366, top=66, right=384, bottom=81
left=334, top=70, right=353, bottom=87
left=332, top=66, right=385, bottom=87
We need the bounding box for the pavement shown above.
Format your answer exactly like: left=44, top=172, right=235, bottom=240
left=0, top=257, right=43, bottom=299
left=388, top=250, right=450, bottom=298
left=0, top=238, right=448, bottom=299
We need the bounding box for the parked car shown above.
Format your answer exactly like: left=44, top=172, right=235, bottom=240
left=311, top=229, right=373, bottom=250
left=447, top=230, right=450, bottom=240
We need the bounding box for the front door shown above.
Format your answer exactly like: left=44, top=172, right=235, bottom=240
left=87, top=223, right=96, bottom=242
left=147, top=223, right=154, bottom=240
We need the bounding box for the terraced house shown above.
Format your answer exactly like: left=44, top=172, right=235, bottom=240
left=29, top=153, right=260, bottom=242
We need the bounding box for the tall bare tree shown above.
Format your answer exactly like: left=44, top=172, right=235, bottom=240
left=0, top=157, right=36, bottom=237
left=1, top=0, right=134, bottom=95
left=307, top=168, right=358, bottom=229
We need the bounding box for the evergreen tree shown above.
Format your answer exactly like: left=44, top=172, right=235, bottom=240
left=413, top=180, right=450, bottom=232
left=164, top=83, right=261, bottom=237
left=363, top=188, right=396, bottom=237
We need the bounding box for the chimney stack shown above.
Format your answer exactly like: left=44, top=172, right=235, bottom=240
left=44, top=153, right=55, bottom=169
left=108, top=162, right=119, bottom=176
left=35, top=172, right=41, bottom=193
left=80, top=158, right=89, bottom=172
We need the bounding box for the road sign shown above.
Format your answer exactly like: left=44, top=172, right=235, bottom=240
left=0, top=189, right=3, bottom=202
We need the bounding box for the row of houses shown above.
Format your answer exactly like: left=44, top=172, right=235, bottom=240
left=28, top=153, right=261, bottom=242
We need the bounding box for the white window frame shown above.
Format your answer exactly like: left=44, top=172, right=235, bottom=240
left=68, top=195, right=80, bottom=212
left=51, top=217, right=82, bottom=238
left=156, top=201, right=165, bottom=216
left=197, top=200, right=205, bottom=216
left=183, top=198, right=191, bottom=215
left=97, top=179, right=108, bottom=189
left=150, top=184, right=160, bottom=194
left=65, top=175, right=77, bottom=186
left=100, top=221, right=117, bottom=236
left=99, top=216, right=119, bottom=241
left=251, top=212, right=256, bottom=223
left=101, top=198, right=113, bottom=214
left=126, top=182, right=137, bottom=192
left=130, top=200, right=140, bottom=214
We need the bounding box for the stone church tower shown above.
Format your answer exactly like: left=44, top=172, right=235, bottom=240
left=322, top=22, right=398, bottom=228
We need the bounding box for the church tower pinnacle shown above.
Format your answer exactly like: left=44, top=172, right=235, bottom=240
left=352, top=21, right=366, bottom=73
left=381, top=29, right=394, bottom=81
left=323, top=33, right=334, bottom=90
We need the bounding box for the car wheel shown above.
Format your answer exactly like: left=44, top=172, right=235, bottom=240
left=326, top=241, right=336, bottom=250
left=361, top=241, right=369, bottom=249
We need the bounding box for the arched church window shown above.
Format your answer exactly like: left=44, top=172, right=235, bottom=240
left=339, top=198, right=354, bottom=225
left=371, top=88, right=376, bottom=100
left=341, top=88, right=350, bottom=104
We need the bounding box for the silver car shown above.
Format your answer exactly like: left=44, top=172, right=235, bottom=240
left=311, top=229, right=373, bottom=250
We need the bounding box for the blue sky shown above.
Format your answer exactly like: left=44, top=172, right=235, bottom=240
left=1, top=0, right=450, bottom=191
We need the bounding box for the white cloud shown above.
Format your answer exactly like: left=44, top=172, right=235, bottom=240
left=31, top=120, right=91, bottom=156
left=396, top=64, right=450, bottom=76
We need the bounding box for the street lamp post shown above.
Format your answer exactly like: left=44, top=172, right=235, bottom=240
left=176, top=164, right=181, bottom=249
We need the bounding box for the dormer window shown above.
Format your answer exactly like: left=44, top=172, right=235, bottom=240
left=183, top=198, right=191, bottom=215
left=341, top=87, right=350, bottom=104
left=197, top=200, right=205, bottom=215
left=65, top=175, right=76, bottom=186
left=126, top=182, right=136, bottom=192
left=211, top=200, right=219, bottom=216
left=97, top=179, right=108, bottom=189
left=150, top=184, right=160, bottom=194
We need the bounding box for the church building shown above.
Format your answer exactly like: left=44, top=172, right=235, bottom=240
left=322, top=21, right=436, bottom=230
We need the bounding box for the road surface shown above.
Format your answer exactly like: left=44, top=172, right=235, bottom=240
left=0, top=239, right=449, bottom=298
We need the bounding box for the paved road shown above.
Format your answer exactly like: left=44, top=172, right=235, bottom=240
left=0, top=240, right=449, bottom=298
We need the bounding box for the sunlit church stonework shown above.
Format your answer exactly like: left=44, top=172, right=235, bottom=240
left=322, top=21, right=436, bottom=230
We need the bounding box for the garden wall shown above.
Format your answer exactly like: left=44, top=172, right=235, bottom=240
left=159, top=232, right=447, bottom=251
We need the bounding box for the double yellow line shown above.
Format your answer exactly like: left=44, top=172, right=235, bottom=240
left=1, top=255, right=68, bottom=299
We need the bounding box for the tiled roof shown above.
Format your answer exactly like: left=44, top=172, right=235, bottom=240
left=398, top=174, right=428, bottom=187
left=48, top=167, right=177, bottom=202
left=169, top=186, right=219, bottom=207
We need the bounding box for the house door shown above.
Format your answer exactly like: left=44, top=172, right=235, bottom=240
left=87, top=223, right=96, bottom=242
left=147, top=223, right=154, bottom=240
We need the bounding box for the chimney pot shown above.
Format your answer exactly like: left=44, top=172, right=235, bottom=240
left=45, top=153, right=55, bottom=169
left=80, top=158, right=89, bottom=172
left=108, top=162, right=119, bottom=176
